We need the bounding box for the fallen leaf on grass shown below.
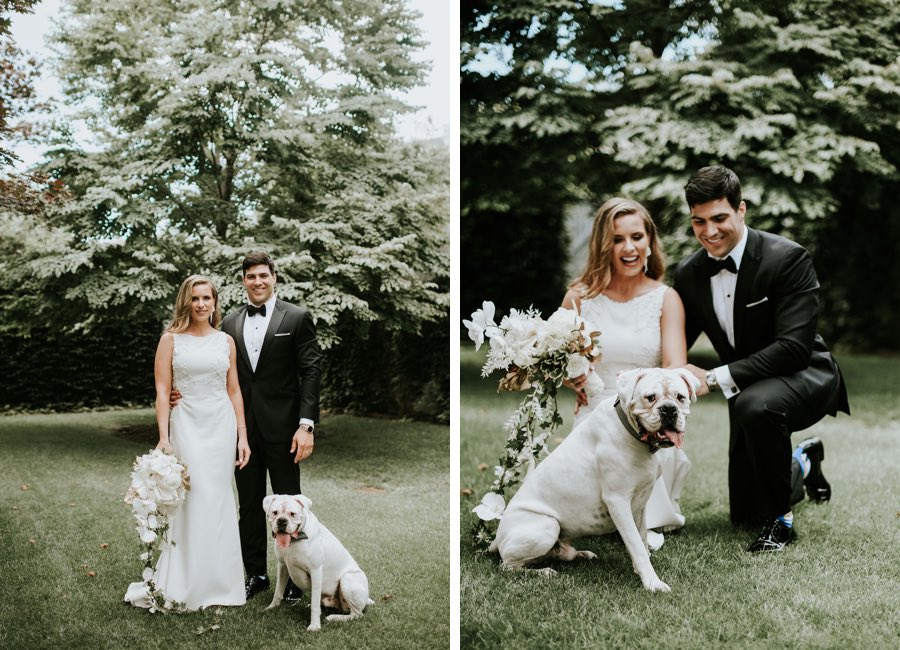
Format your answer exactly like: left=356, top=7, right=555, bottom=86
left=477, top=463, right=488, bottom=471
left=380, top=593, right=395, bottom=602
left=100, top=543, right=109, bottom=549
left=355, top=486, right=386, bottom=494
left=460, top=488, right=473, bottom=497
left=28, top=539, right=35, bottom=545
left=11, top=506, right=19, bottom=511
left=21, top=484, right=29, bottom=491
left=87, top=571, right=96, bottom=578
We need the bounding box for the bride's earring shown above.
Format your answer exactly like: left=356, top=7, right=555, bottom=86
left=644, top=250, right=651, bottom=274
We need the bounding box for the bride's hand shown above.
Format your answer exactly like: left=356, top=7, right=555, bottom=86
left=563, top=373, right=588, bottom=391
left=156, top=440, right=172, bottom=453
left=235, top=440, right=251, bottom=469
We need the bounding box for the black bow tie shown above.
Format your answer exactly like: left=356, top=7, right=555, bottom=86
left=706, top=256, right=738, bottom=277
left=247, top=303, right=267, bottom=317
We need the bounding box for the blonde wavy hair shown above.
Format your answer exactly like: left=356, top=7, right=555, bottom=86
left=571, top=197, right=666, bottom=299
left=166, top=275, right=221, bottom=333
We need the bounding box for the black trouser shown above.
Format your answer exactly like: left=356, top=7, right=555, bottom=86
left=727, top=377, right=822, bottom=526
left=235, top=412, right=301, bottom=577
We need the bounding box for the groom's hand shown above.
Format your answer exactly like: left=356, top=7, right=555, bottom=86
left=291, top=427, right=314, bottom=463
left=684, top=364, right=711, bottom=396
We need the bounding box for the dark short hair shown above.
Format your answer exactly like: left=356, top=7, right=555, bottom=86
left=684, top=165, right=742, bottom=210
left=242, top=251, right=276, bottom=276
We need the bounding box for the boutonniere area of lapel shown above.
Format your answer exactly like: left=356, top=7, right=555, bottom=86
left=274, top=332, right=291, bottom=337
left=745, top=297, right=769, bottom=308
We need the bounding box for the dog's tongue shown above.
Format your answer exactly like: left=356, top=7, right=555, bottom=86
left=275, top=532, right=292, bottom=549
left=663, top=429, right=684, bottom=449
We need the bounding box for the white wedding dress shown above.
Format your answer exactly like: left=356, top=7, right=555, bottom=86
left=126, top=331, right=246, bottom=610
left=575, top=284, right=691, bottom=546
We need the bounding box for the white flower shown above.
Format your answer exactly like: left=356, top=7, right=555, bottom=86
left=583, top=372, right=605, bottom=399
left=462, top=301, right=497, bottom=351
left=142, top=567, right=155, bottom=582
left=472, top=492, right=506, bottom=521
left=124, top=581, right=152, bottom=608
left=139, top=528, right=158, bottom=544
left=566, top=354, right=590, bottom=379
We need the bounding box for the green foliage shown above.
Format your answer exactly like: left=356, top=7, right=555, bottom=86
left=463, top=0, right=900, bottom=350
left=0, top=1, right=449, bottom=416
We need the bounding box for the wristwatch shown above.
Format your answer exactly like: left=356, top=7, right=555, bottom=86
left=299, top=423, right=314, bottom=434
left=705, top=370, right=719, bottom=392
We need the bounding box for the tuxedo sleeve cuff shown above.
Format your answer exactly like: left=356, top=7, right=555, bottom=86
left=715, top=366, right=741, bottom=399
left=298, top=418, right=315, bottom=427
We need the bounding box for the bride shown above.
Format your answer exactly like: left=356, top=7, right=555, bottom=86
left=563, top=197, right=691, bottom=550
left=126, top=275, right=251, bottom=610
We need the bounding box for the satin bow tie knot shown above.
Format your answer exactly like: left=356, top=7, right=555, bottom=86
left=706, top=256, right=738, bottom=276
left=247, top=304, right=267, bottom=317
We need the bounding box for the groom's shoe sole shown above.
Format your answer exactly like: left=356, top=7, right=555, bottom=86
left=799, top=437, right=831, bottom=502
left=245, top=575, right=271, bottom=600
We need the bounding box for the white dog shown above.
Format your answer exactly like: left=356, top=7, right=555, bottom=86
left=490, top=367, right=700, bottom=592
left=264, top=494, right=373, bottom=631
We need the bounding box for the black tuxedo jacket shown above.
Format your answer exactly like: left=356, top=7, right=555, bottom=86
left=673, top=227, right=849, bottom=417
left=221, top=298, right=322, bottom=442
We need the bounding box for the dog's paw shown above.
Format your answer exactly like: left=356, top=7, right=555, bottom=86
left=575, top=550, right=597, bottom=560
left=535, top=567, right=557, bottom=578
left=306, top=623, right=321, bottom=632
left=644, top=578, right=671, bottom=593
left=265, top=601, right=280, bottom=610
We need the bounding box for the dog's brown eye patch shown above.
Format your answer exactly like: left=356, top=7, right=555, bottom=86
left=646, top=394, right=656, bottom=402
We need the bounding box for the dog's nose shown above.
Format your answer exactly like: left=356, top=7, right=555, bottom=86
left=659, top=403, right=678, bottom=419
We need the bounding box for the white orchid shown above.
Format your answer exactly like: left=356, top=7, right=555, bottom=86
left=462, top=301, right=498, bottom=350
left=472, top=492, right=506, bottom=521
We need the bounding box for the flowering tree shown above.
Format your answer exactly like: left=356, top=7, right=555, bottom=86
left=3, top=0, right=447, bottom=347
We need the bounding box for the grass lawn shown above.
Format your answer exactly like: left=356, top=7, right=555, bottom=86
left=0, top=410, right=449, bottom=650
left=460, top=343, right=900, bottom=649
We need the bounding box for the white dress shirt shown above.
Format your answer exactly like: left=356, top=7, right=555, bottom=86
left=243, top=294, right=277, bottom=372
left=709, top=225, right=748, bottom=399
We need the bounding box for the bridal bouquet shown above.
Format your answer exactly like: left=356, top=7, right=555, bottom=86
left=123, top=448, right=190, bottom=612
left=463, top=301, right=603, bottom=549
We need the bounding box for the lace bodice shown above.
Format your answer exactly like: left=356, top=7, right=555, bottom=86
left=580, top=284, right=667, bottom=399
left=172, top=331, right=230, bottom=396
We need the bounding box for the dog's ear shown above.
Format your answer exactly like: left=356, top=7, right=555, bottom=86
left=616, top=368, right=647, bottom=405
left=294, top=494, right=312, bottom=510
left=674, top=368, right=701, bottom=402
left=262, top=494, right=277, bottom=513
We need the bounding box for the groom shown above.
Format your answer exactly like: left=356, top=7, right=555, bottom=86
left=221, top=251, right=322, bottom=599
left=673, top=165, right=849, bottom=552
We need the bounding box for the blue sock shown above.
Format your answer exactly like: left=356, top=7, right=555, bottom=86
left=792, top=446, right=811, bottom=479
left=777, top=512, right=794, bottom=528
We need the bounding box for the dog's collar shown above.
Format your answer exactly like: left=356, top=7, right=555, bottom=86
left=614, top=397, right=663, bottom=454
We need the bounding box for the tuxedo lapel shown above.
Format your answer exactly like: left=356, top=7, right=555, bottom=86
left=690, top=255, right=733, bottom=355
left=234, top=308, right=253, bottom=372
left=732, top=228, right=761, bottom=350
left=255, top=299, right=286, bottom=371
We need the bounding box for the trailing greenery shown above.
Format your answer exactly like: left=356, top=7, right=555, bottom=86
left=460, top=343, right=900, bottom=648
left=0, top=408, right=449, bottom=649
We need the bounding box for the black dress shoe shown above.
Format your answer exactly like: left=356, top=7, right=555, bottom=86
left=283, top=580, right=304, bottom=603
left=799, top=437, right=831, bottom=502
left=245, top=574, right=270, bottom=600
left=747, top=519, right=795, bottom=552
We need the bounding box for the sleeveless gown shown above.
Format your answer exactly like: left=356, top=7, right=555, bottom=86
left=575, top=284, right=691, bottom=539
left=127, top=331, right=246, bottom=610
